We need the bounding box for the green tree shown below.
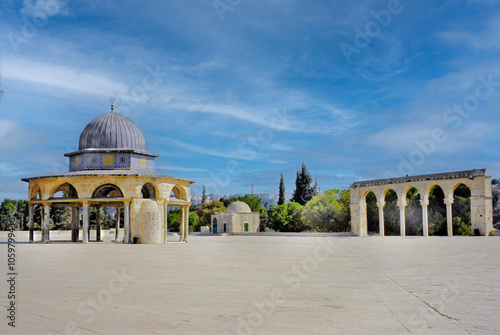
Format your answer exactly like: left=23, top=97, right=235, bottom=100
left=223, top=195, right=262, bottom=213
left=290, top=163, right=318, bottom=205
left=453, top=217, right=471, bottom=236
left=50, top=207, right=72, bottom=230
left=196, top=200, right=226, bottom=229
left=267, top=202, right=305, bottom=232
left=259, top=207, right=268, bottom=232
left=278, top=173, right=286, bottom=205
left=167, top=211, right=181, bottom=232
left=301, top=189, right=351, bottom=232
left=0, top=199, right=18, bottom=230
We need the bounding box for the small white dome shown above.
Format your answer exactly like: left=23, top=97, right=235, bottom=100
left=226, top=201, right=252, bottom=214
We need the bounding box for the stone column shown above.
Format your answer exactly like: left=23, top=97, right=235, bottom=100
left=71, top=206, right=79, bottom=242
left=445, top=198, right=454, bottom=236
left=377, top=202, right=385, bottom=236
left=40, top=206, right=44, bottom=241
left=82, top=202, right=89, bottom=244
left=29, top=205, right=34, bottom=242
left=124, top=202, right=130, bottom=243
left=398, top=202, right=407, bottom=237
left=184, top=206, right=189, bottom=242
left=115, top=207, right=121, bottom=242
left=358, top=201, right=367, bottom=237
left=164, top=202, right=168, bottom=243
left=179, top=207, right=185, bottom=242
left=96, top=205, right=102, bottom=242
left=42, top=203, right=51, bottom=243
left=420, top=200, right=429, bottom=237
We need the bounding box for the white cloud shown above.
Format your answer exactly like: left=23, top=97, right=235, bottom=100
left=21, top=0, right=68, bottom=17
left=439, top=17, right=500, bottom=51
left=0, top=119, right=18, bottom=143
left=156, top=165, right=206, bottom=172
left=3, top=58, right=129, bottom=97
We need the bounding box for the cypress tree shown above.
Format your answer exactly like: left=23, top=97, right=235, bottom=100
left=278, top=173, right=286, bottom=205
left=201, top=185, right=207, bottom=204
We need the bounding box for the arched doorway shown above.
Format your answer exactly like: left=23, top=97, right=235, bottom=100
left=212, top=217, right=218, bottom=234
left=405, top=187, right=423, bottom=236
left=384, top=189, right=400, bottom=236
left=428, top=185, right=447, bottom=236
left=365, top=191, right=379, bottom=235
left=452, top=183, right=472, bottom=235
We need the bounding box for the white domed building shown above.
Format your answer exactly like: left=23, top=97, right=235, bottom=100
left=22, top=103, right=194, bottom=244
left=210, top=201, right=260, bottom=234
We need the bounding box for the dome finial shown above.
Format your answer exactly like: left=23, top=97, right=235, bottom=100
left=110, top=97, right=115, bottom=113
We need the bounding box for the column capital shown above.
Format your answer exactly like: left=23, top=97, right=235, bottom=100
left=444, top=198, right=454, bottom=205
left=82, top=200, right=90, bottom=206
left=397, top=201, right=407, bottom=209
left=376, top=202, right=385, bottom=209
left=123, top=200, right=132, bottom=205
left=42, top=201, right=52, bottom=207
left=420, top=200, right=430, bottom=207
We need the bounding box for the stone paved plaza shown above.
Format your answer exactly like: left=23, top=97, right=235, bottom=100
left=1, top=233, right=500, bottom=334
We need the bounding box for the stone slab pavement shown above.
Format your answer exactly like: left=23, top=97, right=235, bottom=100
left=0, top=233, right=499, bottom=334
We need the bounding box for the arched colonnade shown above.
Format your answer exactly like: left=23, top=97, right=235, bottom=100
left=350, top=169, right=493, bottom=236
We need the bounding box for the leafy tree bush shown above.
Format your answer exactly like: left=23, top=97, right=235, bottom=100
left=453, top=217, right=471, bottom=236
left=290, top=163, right=318, bottom=205
left=301, top=189, right=350, bottom=232
left=267, top=202, right=305, bottom=232
left=195, top=200, right=226, bottom=230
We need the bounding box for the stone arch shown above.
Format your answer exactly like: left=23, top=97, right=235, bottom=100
left=452, top=183, right=472, bottom=236
left=405, top=186, right=423, bottom=236
left=30, top=183, right=42, bottom=200
left=383, top=188, right=400, bottom=236
left=141, top=182, right=157, bottom=200
left=50, top=182, right=79, bottom=199
left=365, top=191, right=379, bottom=235
left=92, top=184, right=124, bottom=198
left=362, top=189, right=377, bottom=202
left=427, top=184, right=447, bottom=236
left=171, top=185, right=187, bottom=201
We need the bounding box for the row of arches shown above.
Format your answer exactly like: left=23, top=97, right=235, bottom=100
left=30, top=182, right=187, bottom=201
left=363, top=183, right=472, bottom=236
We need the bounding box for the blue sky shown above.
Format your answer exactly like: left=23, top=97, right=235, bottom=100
left=1, top=0, right=500, bottom=201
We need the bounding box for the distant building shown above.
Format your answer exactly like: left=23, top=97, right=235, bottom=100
left=210, top=201, right=259, bottom=234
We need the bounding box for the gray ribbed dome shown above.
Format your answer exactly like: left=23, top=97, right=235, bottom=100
left=78, top=112, right=146, bottom=151
left=226, top=201, right=252, bottom=214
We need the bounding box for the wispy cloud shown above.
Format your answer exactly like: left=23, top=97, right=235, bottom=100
left=21, top=0, right=69, bottom=17
left=439, top=16, right=500, bottom=51
left=3, top=58, right=128, bottom=97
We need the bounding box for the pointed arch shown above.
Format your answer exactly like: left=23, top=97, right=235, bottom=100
left=50, top=182, right=79, bottom=199
left=92, top=184, right=124, bottom=198
left=171, top=185, right=187, bottom=201
left=141, top=182, right=157, bottom=200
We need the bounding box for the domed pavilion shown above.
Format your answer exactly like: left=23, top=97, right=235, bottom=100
left=210, top=201, right=260, bottom=234
left=22, top=102, right=194, bottom=244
